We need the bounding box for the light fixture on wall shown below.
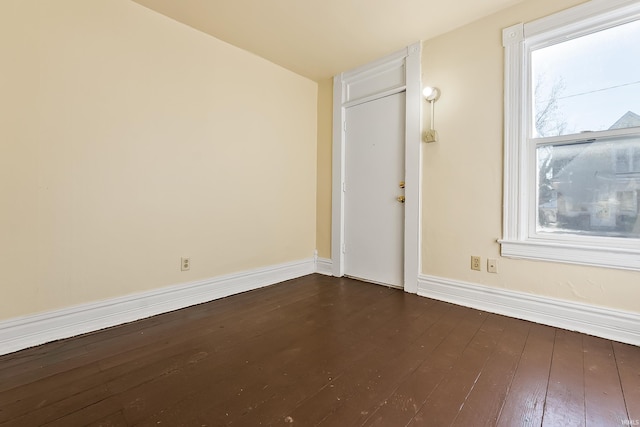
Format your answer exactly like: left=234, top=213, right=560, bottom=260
left=423, top=86, right=440, bottom=143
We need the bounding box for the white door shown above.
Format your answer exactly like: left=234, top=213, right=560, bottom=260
left=344, top=91, right=406, bottom=287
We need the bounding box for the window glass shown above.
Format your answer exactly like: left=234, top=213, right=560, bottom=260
left=531, top=19, right=640, bottom=137
left=537, top=136, right=640, bottom=238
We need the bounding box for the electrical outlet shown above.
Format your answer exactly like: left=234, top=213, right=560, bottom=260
left=181, top=257, right=190, bottom=271
left=471, top=256, right=481, bottom=271
left=487, top=258, right=498, bottom=273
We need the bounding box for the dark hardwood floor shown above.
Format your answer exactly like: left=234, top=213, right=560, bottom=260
left=1, top=274, right=638, bottom=426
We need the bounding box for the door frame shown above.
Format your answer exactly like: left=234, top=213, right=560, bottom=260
left=331, top=42, right=422, bottom=293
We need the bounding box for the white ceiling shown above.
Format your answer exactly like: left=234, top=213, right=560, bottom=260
left=132, top=0, right=523, bottom=81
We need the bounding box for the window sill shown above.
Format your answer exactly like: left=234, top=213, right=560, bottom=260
left=499, top=238, right=640, bottom=271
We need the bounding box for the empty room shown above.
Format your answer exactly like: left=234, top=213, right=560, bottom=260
left=1, top=0, right=639, bottom=425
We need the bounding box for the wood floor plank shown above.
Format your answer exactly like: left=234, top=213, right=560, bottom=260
left=352, top=308, right=492, bottom=426
left=0, top=361, right=105, bottom=423
left=116, top=281, right=395, bottom=424
left=583, top=335, right=628, bottom=427
left=41, top=396, right=124, bottom=427
left=239, top=295, right=441, bottom=426
left=274, top=301, right=456, bottom=427
left=201, top=332, right=373, bottom=426
left=495, top=323, right=556, bottom=427
left=127, top=329, right=372, bottom=425
left=450, top=317, right=531, bottom=426
left=1, top=383, right=113, bottom=427
left=0, top=345, right=93, bottom=390
left=403, top=313, right=506, bottom=426
left=134, top=290, right=407, bottom=425
left=114, top=326, right=349, bottom=423
left=614, top=341, right=640, bottom=423
left=542, top=329, right=586, bottom=427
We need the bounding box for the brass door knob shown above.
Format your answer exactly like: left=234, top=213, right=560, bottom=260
left=397, top=196, right=406, bottom=203
left=399, top=181, right=405, bottom=189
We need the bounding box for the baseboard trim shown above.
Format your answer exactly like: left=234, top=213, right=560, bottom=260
left=418, top=274, right=640, bottom=347
left=315, top=257, right=334, bottom=276
left=0, top=258, right=315, bottom=356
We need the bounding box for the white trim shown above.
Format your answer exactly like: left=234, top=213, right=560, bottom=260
left=340, top=50, right=407, bottom=105
left=525, top=0, right=640, bottom=41
left=500, top=239, right=640, bottom=271
left=331, top=73, right=345, bottom=277
left=404, top=42, right=422, bottom=294
left=315, top=257, right=334, bottom=276
left=332, top=42, right=422, bottom=292
left=342, top=86, right=406, bottom=109
left=418, top=274, right=640, bottom=347
left=502, top=23, right=526, bottom=241
left=340, top=49, right=407, bottom=84
left=501, top=2, right=640, bottom=271
left=530, top=127, right=640, bottom=146
left=0, top=258, right=315, bottom=356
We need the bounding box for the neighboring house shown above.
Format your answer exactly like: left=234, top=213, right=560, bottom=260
left=609, top=110, right=640, bottom=130
left=540, top=111, right=640, bottom=236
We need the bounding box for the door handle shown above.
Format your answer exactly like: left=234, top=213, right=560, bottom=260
left=397, top=196, right=405, bottom=203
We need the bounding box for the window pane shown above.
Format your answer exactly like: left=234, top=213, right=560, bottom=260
left=537, top=136, right=640, bottom=238
left=531, top=19, right=640, bottom=137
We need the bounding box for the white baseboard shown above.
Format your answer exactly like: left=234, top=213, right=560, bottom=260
left=315, top=257, right=333, bottom=276
left=418, top=274, right=640, bottom=347
left=8, top=260, right=632, bottom=356
left=0, top=258, right=315, bottom=356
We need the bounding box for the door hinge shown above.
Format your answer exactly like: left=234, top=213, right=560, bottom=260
left=342, top=243, right=346, bottom=254
left=343, top=121, right=347, bottom=131
left=342, top=182, right=346, bottom=192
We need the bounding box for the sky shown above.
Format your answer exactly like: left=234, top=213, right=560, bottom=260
left=531, top=18, right=640, bottom=136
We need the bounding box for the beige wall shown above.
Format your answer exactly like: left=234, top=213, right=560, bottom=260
left=421, top=0, right=640, bottom=313
left=315, top=79, right=333, bottom=259
left=0, top=0, right=317, bottom=320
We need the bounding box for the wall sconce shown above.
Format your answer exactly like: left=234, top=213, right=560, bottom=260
left=423, top=86, right=440, bottom=143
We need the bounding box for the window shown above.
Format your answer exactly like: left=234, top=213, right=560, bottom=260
left=501, top=0, right=640, bottom=271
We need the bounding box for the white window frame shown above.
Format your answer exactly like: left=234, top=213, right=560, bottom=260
left=500, top=0, right=640, bottom=271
